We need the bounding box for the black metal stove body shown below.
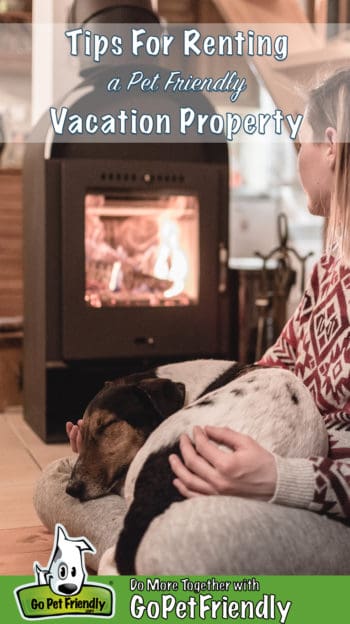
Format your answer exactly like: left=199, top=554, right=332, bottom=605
left=23, top=58, right=230, bottom=442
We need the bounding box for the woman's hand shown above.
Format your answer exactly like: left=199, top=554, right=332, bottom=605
left=66, top=420, right=83, bottom=454
left=169, top=425, right=277, bottom=501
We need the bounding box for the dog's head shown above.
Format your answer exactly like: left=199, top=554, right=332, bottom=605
left=66, top=378, right=185, bottom=501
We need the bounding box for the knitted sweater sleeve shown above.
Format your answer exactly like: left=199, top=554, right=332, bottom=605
left=271, top=427, right=350, bottom=522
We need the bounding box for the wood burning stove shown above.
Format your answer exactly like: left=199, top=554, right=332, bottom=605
left=23, top=2, right=232, bottom=441
left=24, top=143, right=230, bottom=441
left=60, top=157, right=228, bottom=361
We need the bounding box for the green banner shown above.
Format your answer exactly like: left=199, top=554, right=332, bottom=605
left=1, top=575, right=349, bottom=623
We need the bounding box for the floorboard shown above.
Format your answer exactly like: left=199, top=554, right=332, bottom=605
left=0, top=408, right=70, bottom=575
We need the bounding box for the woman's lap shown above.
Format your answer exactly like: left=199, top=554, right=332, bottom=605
left=136, top=496, right=350, bottom=575
left=34, top=458, right=350, bottom=575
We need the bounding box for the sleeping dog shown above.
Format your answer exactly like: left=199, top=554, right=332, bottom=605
left=113, top=364, right=328, bottom=574
left=66, top=359, right=239, bottom=501
left=65, top=359, right=328, bottom=575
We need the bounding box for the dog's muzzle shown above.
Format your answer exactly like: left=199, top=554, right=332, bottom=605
left=66, top=480, right=86, bottom=501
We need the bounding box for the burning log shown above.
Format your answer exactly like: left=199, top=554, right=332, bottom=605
left=123, top=267, right=173, bottom=292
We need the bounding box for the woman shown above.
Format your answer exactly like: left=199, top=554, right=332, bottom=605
left=35, top=69, right=350, bottom=574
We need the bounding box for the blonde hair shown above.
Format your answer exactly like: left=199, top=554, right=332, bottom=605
left=307, top=69, right=350, bottom=264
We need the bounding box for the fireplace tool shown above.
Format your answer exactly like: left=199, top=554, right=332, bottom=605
left=254, top=212, right=314, bottom=361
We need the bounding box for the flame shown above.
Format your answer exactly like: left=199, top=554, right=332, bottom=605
left=154, top=219, right=188, bottom=298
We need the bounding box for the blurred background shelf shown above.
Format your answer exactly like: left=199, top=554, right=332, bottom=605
left=0, top=0, right=32, bottom=22
left=0, top=11, right=31, bottom=22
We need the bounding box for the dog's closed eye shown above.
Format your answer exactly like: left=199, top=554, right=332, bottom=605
left=96, top=418, right=117, bottom=435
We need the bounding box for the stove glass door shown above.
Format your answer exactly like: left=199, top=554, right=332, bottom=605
left=85, top=192, right=199, bottom=308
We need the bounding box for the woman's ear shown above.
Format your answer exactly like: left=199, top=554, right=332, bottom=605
left=325, top=127, right=337, bottom=170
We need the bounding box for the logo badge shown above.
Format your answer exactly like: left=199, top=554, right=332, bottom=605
left=15, top=524, right=115, bottom=620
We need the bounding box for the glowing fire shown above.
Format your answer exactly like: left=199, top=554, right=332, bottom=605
left=153, top=219, right=188, bottom=298
left=85, top=193, right=198, bottom=307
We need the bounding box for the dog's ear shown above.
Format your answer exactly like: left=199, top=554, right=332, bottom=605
left=119, top=378, right=185, bottom=429
left=104, top=368, right=157, bottom=389
left=137, top=378, right=186, bottom=418
left=86, top=378, right=185, bottom=429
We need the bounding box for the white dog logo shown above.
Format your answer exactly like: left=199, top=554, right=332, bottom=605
left=34, top=524, right=95, bottom=596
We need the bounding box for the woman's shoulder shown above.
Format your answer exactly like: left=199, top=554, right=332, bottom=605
left=315, top=252, right=350, bottom=276
left=316, top=252, right=338, bottom=270
left=309, top=252, right=348, bottom=276
left=307, top=253, right=350, bottom=305
left=302, top=253, right=343, bottom=301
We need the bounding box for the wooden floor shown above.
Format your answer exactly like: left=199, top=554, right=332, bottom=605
left=0, top=407, right=70, bottom=576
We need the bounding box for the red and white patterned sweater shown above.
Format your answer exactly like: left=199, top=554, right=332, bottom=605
left=260, top=253, right=350, bottom=522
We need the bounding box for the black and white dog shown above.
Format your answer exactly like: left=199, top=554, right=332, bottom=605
left=96, top=360, right=328, bottom=575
